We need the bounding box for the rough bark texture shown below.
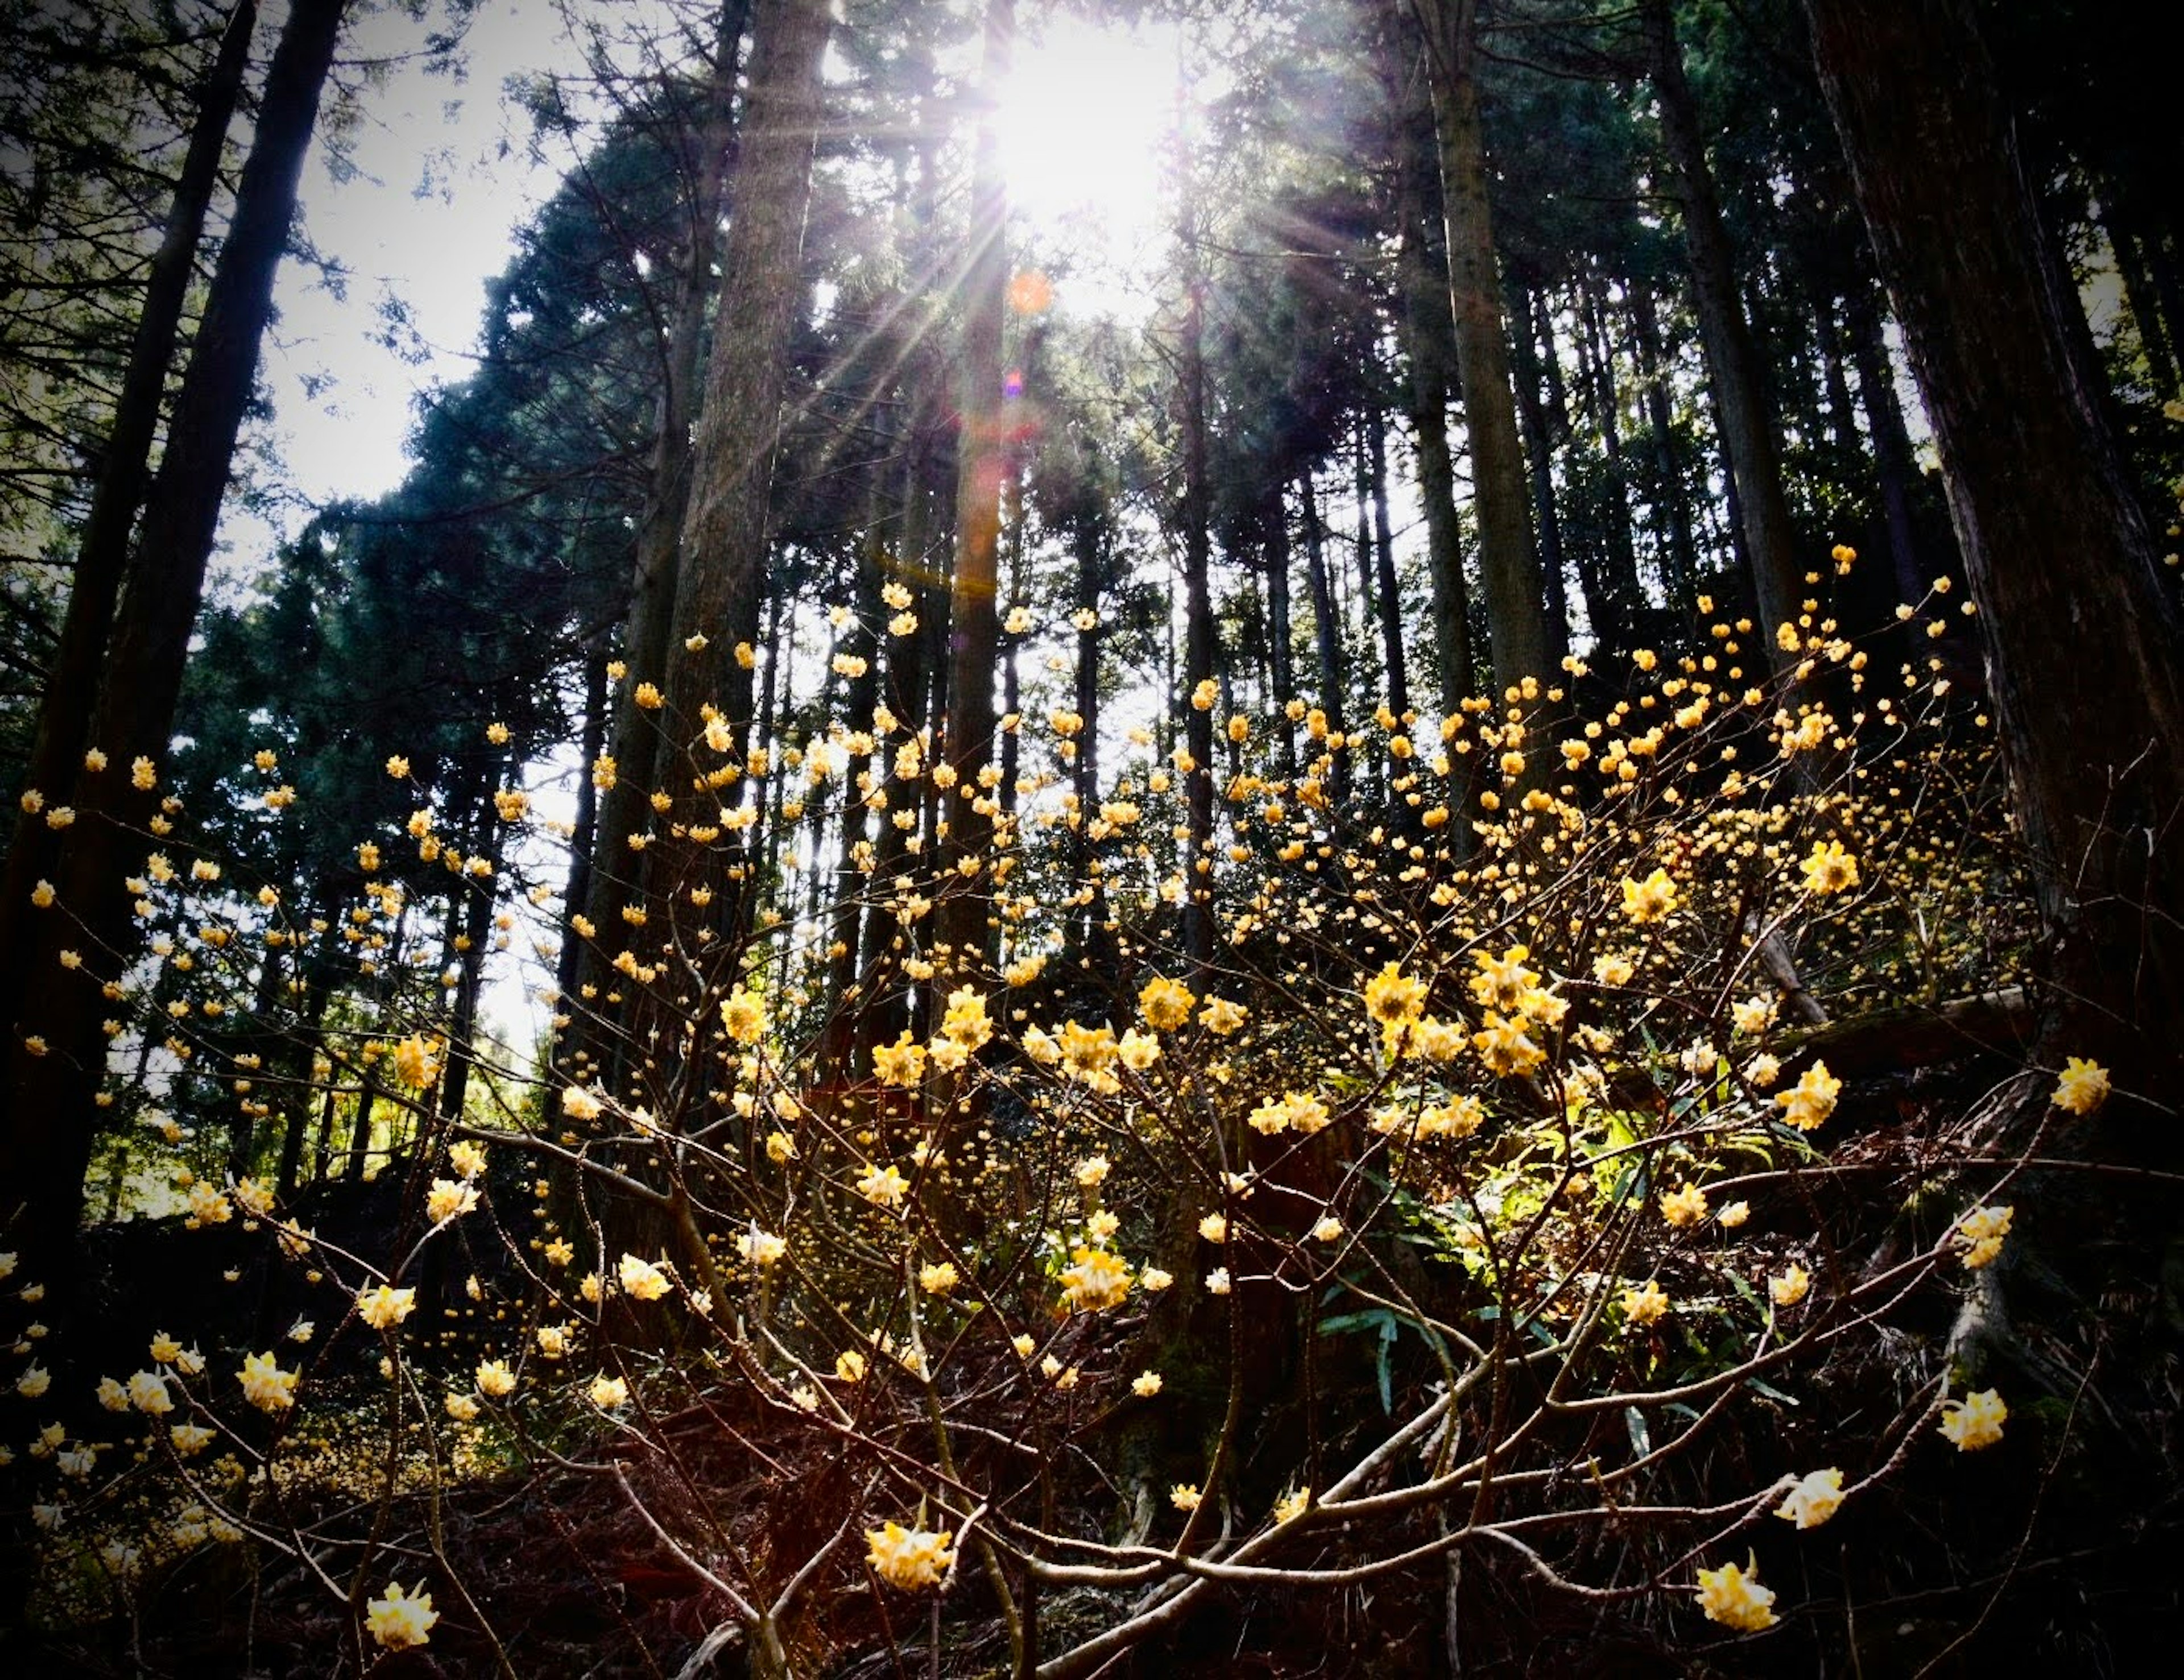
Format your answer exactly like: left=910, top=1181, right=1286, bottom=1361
left=935, top=0, right=1014, bottom=985
left=0, top=0, right=351, bottom=1291
left=575, top=0, right=750, bottom=1064
left=1645, top=0, right=1805, bottom=672
left=1805, top=0, right=2184, bottom=1074
left=1413, top=0, right=1549, bottom=701
left=1387, top=6, right=1476, bottom=713
left=0, top=0, right=257, bottom=1033
left=659, top=0, right=832, bottom=883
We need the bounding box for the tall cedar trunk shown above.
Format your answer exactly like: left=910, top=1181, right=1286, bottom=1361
left=1300, top=470, right=1350, bottom=802
left=818, top=441, right=893, bottom=1078
left=1367, top=402, right=1410, bottom=722
left=935, top=0, right=1014, bottom=986
left=1413, top=0, right=1549, bottom=703
left=0, top=0, right=257, bottom=1028
left=1842, top=278, right=1924, bottom=609
left=1179, top=266, right=1218, bottom=974
left=1068, top=517, right=1108, bottom=975
left=2102, top=204, right=2179, bottom=396
left=557, top=648, right=610, bottom=1008
left=1627, top=284, right=1700, bottom=616
left=658, top=0, right=832, bottom=916
left=1805, top=0, right=2184, bottom=1078
left=1575, top=270, right=1645, bottom=640
left=1263, top=486, right=1299, bottom=774
left=0, top=0, right=349, bottom=1292
left=1386, top=0, right=1475, bottom=713
left=576, top=0, right=749, bottom=1059
left=1507, top=285, right=1573, bottom=663
left=1645, top=0, right=1805, bottom=674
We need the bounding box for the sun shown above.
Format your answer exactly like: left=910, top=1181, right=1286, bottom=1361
left=992, top=14, right=1179, bottom=258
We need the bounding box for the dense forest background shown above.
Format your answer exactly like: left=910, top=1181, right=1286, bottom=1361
left=1, top=0, right=2180, bottom=1673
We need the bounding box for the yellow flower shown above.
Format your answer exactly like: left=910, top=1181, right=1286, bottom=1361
left=1621, top=1280, right=1670, bottom=1327
left=425, top=1178, right=478, bottom=1223
left=866, top=1521, right=954, bottom=1590
left=1660, top=1184, right=1709, bottom=1227
left=1938, top=1388, right=2007, bottom=1451
left=1311, top=1215, right=1343, bottom=1243
left=617, top=1254, right=673, bottom=1301
left=391, top=1035, right=439, bottom=1091
left=1774, top=1060, right=1840, bottom=1131
left=1472, top=1012, right=1545, bottom=1078
left=1800, top=839, right=1860, bottom=894
left=720, top=985, right=766, bottom=1045
left=1694, top=1557, right=1776, bottom=1632
left=447, top=1140, right=487, bottom=1181
left=1620, top=867, right=1678, bottom=924
left=632, top=681, right=664, bottom=710
left=16, top=1364, right=51, bottom=1398
left=835, top=1350, right=867, bottom=1383
left=1074, top=1154, right=1110, bottom=1188
left=366, top=1581, right=439, bottom=1650
left=1769, top=1263, right=1810, bottom=1307
left=857, top=1163, right=911, bottom=1210
left=1198, top=1213, right=1228, bottom=1243
left=872, top=1031, right=927, bottom=1088
left=561, top=1085, right=603, bottom=1122
left=919, top=1261, right=958, bottom=1296
left=356, top=1285, right=416, bottom=1331
left=1718, top=1201, right=1751, bottom=1228
left=1774, top=1467, right=1845, bottom=1529
left=477, top=1360, right=516, bottom=1398
left=940, top=986, right=993, bottom=1051
left=739, top=1228, right=787, bottom=1267
left=1363, top=961, right=1428, bottom=1027
left=1059, top=1245, right=1132, bottom=1312
left=1469, top=944, right=1538, bottom=1012
left=445, top=1391, right=481, bottom=1422
left=1132, top=1371, right=1163, bottom=1397
left=385, top=756, right=410, bottom=779
left=1170, top=1483, right=1202, bottom=1512
left=1954, top=1204, right=2013, bottom=1271
left=238, top=1352, right=298, bottom=1412
left=590, top=1374, right=630, bottom=1409
left=1274, top=1486, right=1310, bottom=1523
left=1198, top=996, right=1248, bottom=1035
left=2050, top=1057, right=2110, bottom=1116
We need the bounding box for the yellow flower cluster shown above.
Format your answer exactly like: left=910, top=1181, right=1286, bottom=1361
left=366, top=1582, right=439, bottom=1650
left=866, top=1521, right=954, bottom=1590
left=1694, top=1556, right=1776, bottom=1631
left=1774, top=1060, right=1840, bottom=1130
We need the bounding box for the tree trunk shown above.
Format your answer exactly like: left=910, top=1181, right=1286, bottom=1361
left=1508, top=285, right=1573, bottom=664
left=1367, top=402, right=1411, bottom=722
left=658, top=0, right=832, bottom=913
left=1842, top=278, right=1924, bottom=610
left=1628, top=284, right=1701, bottom=619
left=0, top=0, right=350, bottom=1293
left=1179, top=254, right=1218, bottom=974
left=934, top=0, right=1015, bottom=986
left=1805, top=0, right=2184, bottom=1079
left=1646, top=0, right=1805, bottom=676
left=0, top=0, right=257, bottom=1033
left=1412, top=0, right=1549, bottom=702
left=576, top=0, right=750, bottom=1055
left=1387, top=7, right=1476, bottom=714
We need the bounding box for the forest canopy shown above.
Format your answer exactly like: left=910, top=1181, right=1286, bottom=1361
left=1, top=0, right=2179, bottom=1673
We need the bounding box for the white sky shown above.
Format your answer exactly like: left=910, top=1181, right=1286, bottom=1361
left=256, top=0, right=572, bottom=522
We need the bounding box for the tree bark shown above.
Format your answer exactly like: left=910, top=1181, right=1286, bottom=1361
left=576, top=0, right=750, bottom=1057
left=934, top=0, right=1015, bottom=986
left=0, top=0, right=351, bottom=1292
left=1412, top=0, right=1549, bottom=703
left=1645, top=0, right=1805, bottom=676
left=1386, top=7, right=1476, bottom=714
left=0, top=0, right=257, bottom=1036
left=658, top=0, right=832, bottom=909
left=1805, top=0, right=2184, bottom=1076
